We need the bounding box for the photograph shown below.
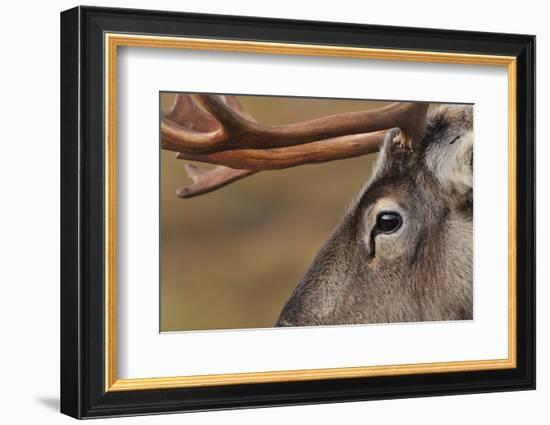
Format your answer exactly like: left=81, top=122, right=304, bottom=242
left=160, top=93, right=474, bottom=331
left=58, top=6, right=535, bottom=418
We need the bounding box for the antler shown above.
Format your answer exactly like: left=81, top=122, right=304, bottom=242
left=162, top=94, right=429, bottom=197
left=176, top=164, right=256, bottom=198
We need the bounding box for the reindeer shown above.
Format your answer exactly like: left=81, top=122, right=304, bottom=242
left=161, top=95, right=473, bottom=326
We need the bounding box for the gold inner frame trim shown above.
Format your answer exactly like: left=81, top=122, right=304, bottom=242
left=104, top=33, right=518, bottom=392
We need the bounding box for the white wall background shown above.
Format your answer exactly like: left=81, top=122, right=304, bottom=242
left=0, top=1, right=545, bottom=423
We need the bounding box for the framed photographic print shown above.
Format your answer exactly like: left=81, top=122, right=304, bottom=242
left=60, top=6, right=535, bottom=419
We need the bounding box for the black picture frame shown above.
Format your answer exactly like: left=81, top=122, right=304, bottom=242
left=61, top=5, right=535, bottom=419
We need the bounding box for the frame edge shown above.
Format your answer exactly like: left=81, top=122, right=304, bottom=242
left=60, top=6, right=83, bottom=420
left=61, top=6, right=536, bottom=418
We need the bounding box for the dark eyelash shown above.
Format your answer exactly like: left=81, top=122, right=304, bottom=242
left=449, top=136, right=460, bottom=145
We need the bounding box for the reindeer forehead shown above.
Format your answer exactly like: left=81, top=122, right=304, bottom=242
left=357, top=165, right=421, bottom=213
left=359, top=105, right=473, bottom=208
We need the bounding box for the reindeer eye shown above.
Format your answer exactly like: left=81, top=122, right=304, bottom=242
left=376, top=212, right=402, bottom=233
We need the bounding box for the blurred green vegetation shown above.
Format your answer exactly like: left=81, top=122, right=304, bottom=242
left=160, top=94, right=389, bottom=331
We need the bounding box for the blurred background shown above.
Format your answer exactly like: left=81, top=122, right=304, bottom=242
left=160, top=94, right=391, bottom=332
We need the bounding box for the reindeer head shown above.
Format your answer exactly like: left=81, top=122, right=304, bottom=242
left=277, top=106, right=473, bottom=326
left=162, top=95, right=473, bottom=327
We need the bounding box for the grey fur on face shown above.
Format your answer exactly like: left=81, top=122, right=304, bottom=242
left=276, top=105, right=474, bottom=327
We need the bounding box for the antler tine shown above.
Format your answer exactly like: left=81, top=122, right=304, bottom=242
left=177, top=164, right=256, bottom=198
left=161, top=94, right=225, bottom=153
left=164, top=94, right=220, bottom=132
left=222, top=95, right=253, bottom=119
left=390, top=103, right=430, bottom=149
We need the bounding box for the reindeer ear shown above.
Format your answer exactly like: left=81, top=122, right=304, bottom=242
left=425, top=128, right=473, bottom=198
